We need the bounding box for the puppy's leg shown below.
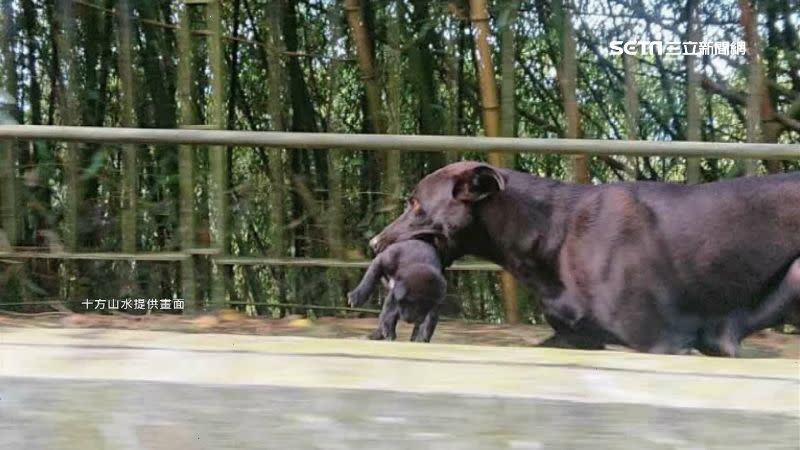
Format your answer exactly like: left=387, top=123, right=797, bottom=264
left=348, top=256, right=386, bottom=307
left=379, top=292, right=400, bottom=341
left=410, top=324, right=421, bottom=342
left=412, top=306, right=440, bottom=343
left=369, top=292, right=400, bottom=340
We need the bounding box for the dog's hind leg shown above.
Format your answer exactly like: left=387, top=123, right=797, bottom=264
left=698, top=259, right=800, bottom=357
left=538, top=313, right=606, bottom=350
left=538, top=331, right=606, bottom=350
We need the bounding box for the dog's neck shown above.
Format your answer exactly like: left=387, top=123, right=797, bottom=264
left=466, top=173, right=588, bottom=294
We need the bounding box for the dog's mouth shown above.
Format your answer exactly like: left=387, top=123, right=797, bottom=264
left=371, top=229, right=448, bottom=256
left=411, top=231, right=447, bottom=251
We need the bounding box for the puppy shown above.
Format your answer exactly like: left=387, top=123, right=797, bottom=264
left=347, top=240, right=446, bottom=342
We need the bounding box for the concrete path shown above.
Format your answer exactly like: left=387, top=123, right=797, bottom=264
left=1, top=327, right=798, bottom=449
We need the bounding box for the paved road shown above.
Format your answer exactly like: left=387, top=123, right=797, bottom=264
left=1, top=328, right=798, bottom=449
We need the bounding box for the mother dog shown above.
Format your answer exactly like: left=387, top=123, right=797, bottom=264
left=370, top=161, right=800, bottom=356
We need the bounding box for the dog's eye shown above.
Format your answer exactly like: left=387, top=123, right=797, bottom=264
left=408, top=198, right=421, bottom=212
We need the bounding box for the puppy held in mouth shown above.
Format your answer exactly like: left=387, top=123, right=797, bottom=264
left=347, top=240, right=446, bottom=342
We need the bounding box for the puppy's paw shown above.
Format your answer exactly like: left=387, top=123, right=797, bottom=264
left=382, top=329, right=397, bottom=341
left=367, top=329, right=385, bottom=340
left=347, top=290, right=366, bottom=308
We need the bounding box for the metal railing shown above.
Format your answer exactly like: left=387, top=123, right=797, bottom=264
left=1, top=125, right=798, bottom=158
left=1, top=125, right=798, bottom=312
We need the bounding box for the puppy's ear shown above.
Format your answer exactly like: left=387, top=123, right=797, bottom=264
left=452, top=165, right=506, bottom=203
left=391, top=280, right=408, bottom=301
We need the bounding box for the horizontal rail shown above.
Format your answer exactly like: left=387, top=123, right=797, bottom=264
left=1, top=125, right=799, bottom=159
left=0, top=252, right=502, bottom=271
left=214, top=256, right=502, bottom=271
left=226, top=302, right=381, bottom=314
left=0, top=301, right=381, bottom=314
left=0, top=251, right=188, bottom=261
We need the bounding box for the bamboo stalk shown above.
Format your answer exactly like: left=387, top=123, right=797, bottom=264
left=445, top=14, right=462, bottom=162
left=0, top=0, right=17, bottom=246
left=0, top=139, right=15, bottom=246
left=555, top=0, right=589, bottom=184
left=500, top=0, right=518, bottom=141
left=266, top=0, right=287, bottom=256
left=56, top=0, right=79, bottom=252
left=622, top=54, right=641, bottom=179
left=469, top=0, right=520, bottom=325
left=738, top=0, right=762, bottom=176
left=265, top=0, right=288, bottom=310
left=326, top=5, right=347, bottom=308
left=177, top=2, right=197, bottom=310
left=117, top=0, right=137, bottom=253
left=207, top=0, right=229, bottom=307
left=71, top=0, right=353, bottom=61
left=685, top=0, right=702, bottom=184
left=385, top=0, right=402, bottom=210
left=344, top=0, right=385, bottom=134
left=55, top=0, right=81, bottom=304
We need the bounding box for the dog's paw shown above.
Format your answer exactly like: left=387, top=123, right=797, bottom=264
left=696, top=314, right=745, bottom=357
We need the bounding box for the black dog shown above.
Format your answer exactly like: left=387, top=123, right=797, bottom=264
left=369, top=161, right=800, bottom=356
left=348, top=240, right=446, bottom=342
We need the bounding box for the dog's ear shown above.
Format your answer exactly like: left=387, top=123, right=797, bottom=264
left=452, top=165, right=506, bottom=203
left=391, top=279, right=408, bottom=301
